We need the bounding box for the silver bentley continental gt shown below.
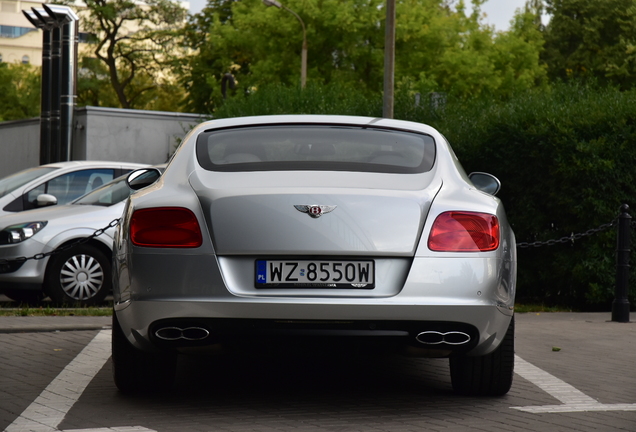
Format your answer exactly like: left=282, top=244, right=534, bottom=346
left=112, top=115, right=516, bottom=396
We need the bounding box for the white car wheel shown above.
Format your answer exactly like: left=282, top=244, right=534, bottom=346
left=45, top=244, right=111, bottom=305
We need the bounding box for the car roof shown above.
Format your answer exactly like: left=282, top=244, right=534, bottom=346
left=193, top=115, right=439, bottom=136
left=40, top=160, right=148, bottom=169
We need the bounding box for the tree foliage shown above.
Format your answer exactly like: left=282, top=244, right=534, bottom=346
left=75, top=0, right=188, bottom=109
left=427, top=82, right=636, bottom=308
left=542, top=0, right=636, bottom=89
left=180, top=0, right=547, bottom=113
left=0, top=63, right=40, bottom=121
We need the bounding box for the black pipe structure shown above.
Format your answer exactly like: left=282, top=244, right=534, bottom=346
left=22, top=9, right=54, bottom=165
left=22, top=4, right=79, bottom=164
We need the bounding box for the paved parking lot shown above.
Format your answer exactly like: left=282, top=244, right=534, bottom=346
left=0, top=312, right=634, bottom=432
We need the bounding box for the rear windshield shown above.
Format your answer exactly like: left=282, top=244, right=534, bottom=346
left=196, top=125, right=436, bottom=173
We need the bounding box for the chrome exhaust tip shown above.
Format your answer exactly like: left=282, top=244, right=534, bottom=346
left=416, top=331, right=471, bottom=345
left=155, top=326, right=210, bottom=341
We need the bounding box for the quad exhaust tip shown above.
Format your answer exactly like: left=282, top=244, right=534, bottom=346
left=155, top=326, right=210, bottom=341
left=416, top=331, right=471, bottom=345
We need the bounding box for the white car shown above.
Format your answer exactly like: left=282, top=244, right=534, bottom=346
left=112, top=115, right=517, bottom=396
left=0, top=161, right=148, bottom=217
left=0, top=168, right=161, bottom=305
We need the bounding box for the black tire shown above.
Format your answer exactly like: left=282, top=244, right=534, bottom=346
left=2, top=288, right=45, bottom=305
left=449, top=315, right=515, bottom=396
left=112, top=313, right=177, bottom=394
left=44, top=244, right=111, bottom=306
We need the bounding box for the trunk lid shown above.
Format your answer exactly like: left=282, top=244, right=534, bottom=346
left=189, top=170, right=441, bottom=256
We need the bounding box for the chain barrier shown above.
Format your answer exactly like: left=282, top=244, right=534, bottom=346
left=0, top=218, right=120, bottom=266
left=0, top=213, right=625, bottom=258
left=517, top=219, right=617, bottom=249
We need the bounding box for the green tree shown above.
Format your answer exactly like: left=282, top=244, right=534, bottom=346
left=73, top=0, right=188, bottom=109
left=0, top=63, right=40, bottom=121
left=182, top=0, right=547, bottom=114
left=395, top=0, right=546, bottom=98
left=76, top=57, right=119, bottom=107
left=542, top=0, right=636, bottom=89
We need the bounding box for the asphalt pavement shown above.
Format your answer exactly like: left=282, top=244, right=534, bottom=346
left=0, top=311, right=635, bottom=431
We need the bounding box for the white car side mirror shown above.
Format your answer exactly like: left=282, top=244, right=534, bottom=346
left=36, top=193, right=58, bottom=207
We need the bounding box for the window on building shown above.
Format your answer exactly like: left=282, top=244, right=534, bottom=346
left=0, top=25, right=36, bottom=38
left=21, top=55, right=29, bottom=64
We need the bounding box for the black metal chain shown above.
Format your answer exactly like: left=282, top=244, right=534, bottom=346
left=0, top=214, right=623, bottom=257
left=517, top=219, right=616, bottom=249
left=0, top=218, right=120, bottom=266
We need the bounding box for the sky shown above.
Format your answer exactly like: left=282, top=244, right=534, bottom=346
left=185, top=0, right=532, bottom=32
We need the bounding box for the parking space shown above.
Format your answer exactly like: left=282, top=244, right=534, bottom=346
left=0, top=313, right=634, bottom=432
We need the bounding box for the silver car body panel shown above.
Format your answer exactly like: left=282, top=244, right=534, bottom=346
left=0, top=161, right=147, bottom=217
left=0, top=202, right=123, bottom=289
left=113, top=115, right=516, bottom=357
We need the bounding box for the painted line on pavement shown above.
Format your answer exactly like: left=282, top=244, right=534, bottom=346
left=5, top=330, right=113, bottom=432
left=58, top=429, right=155, bottom=432
left=512, top=355, right=636, bottom=413
left=6, top=328, right=635, bottom=430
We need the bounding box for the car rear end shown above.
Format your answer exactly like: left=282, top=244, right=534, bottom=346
left=112, top=115, right=516, bottom=395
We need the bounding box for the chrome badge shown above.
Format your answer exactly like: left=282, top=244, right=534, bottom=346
left=294, top=205, right=337, bottom=218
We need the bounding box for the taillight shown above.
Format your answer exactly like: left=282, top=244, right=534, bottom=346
left=428, top=211, right=500, bottom=252
left=131, top=207, right=202, bottom=248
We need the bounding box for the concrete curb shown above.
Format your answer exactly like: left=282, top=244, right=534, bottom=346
left=0, top=316, right=112, bottom=333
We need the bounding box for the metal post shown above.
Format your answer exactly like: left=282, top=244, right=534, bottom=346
left=23, top=9, right=54, bottom=164
left=382, top=0, right=396, bottom=119
left=612, top=204, right=631, bottom=322
left=49, top=24, right=61, bottom=162
left=44, top=4, right=79, bottom=162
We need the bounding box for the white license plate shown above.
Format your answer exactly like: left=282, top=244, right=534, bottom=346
left=255, top=260, right=375, bottom=289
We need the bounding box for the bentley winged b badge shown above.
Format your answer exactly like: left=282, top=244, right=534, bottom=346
left=294, top=205, right=337, bottom=218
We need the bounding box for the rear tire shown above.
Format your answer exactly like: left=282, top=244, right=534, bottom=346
left=112, top=313, right=177, bottom=394
left=449, top=315, right=515, bottom=396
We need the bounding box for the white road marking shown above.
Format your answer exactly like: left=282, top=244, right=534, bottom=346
left=512, top=355, right=636, bottom=413
left=6, top=328, right=635, bottom=429
left=61, top=429, right=155, bottom=432
left=5, top=330, right=113, bottom=432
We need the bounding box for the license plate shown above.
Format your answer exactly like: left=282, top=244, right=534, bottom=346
left=255, top=260, right=375, bottom=289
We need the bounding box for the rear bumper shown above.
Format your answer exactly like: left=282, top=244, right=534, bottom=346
left=115, top=300, right=512, bottom=357
left=114, top=254, right=515, bottom=357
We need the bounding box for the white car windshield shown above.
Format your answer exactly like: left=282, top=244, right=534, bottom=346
left=196, top=125, right=436, bottom=174
left=0, top=167, right=58, bottom=199
left=73, top=176, right=131, bottom=207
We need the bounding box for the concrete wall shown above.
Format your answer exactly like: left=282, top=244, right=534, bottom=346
left=0, top=117, right=40, bottom=177
left=0, top=106, right=205, bottom=178
left=73, top=106, right=203, bottom=164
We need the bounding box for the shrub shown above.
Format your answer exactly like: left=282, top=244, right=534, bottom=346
left=426, top=83, right=636, bottom=309
left=214, top=82, right=636, bottom=309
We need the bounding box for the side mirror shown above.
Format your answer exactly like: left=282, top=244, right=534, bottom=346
left=126, top=168, right=162, bottom=191
left=36, top=193, right=58, bottom=207
left=468, top=172, right=501, bottom=196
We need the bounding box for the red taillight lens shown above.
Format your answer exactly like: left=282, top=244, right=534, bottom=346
left=428, top=211, right=500, bottom=252
left=131, top=207, right=203, bottom=248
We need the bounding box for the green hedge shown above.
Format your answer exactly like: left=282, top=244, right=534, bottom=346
left=215, top=82, right=636, bottom=309
left=424, top=83, right=636, bottom=309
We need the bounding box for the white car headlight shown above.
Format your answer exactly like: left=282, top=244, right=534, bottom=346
left=0, top=221, right=48, bottom=245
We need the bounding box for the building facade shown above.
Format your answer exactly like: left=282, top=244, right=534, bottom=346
left=0, top=0, right=45, bottom=65
left=0, top=0, right=190, bottom=66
